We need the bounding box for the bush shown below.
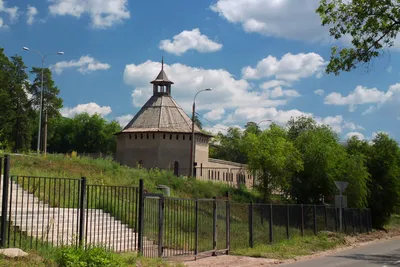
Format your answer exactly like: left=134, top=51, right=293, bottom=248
left=56, top=246, right=122, bottom=267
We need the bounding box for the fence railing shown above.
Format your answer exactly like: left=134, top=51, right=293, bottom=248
left=0, top=154, right=373, bottom=259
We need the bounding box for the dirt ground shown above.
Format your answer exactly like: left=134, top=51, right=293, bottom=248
left=176, top=228, right=400, bottom=267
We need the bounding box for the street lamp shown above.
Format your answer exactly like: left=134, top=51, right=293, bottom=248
left=189, top=88, right=212, bottom=177
left=23, top=47, right=64, bottom=155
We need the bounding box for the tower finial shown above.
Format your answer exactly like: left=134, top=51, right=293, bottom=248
left=161, top=55, right=164, bottom=70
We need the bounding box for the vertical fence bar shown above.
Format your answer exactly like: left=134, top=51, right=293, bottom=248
left=359, top=209, right=362, bottom=233
left=352, top=209, right=355, bottom=234
left=248, top=202, right=253, bottom=248
left=286, top=205, right=290, bottom=239
left=0, top=155, right=9, bottom=248
left=324, top=206, right=328, bottom=230
left=158, top=196, right=164, bottom=258
left=212, top=197, right=217, bottom=256
left=300, top=204, right=304, bottom=237
left=269, top=204, right=273, bottom=244
left=78, top=177, right=87, bottom=246
left=334, top=208, right=338, bottom=232
left=138, top=179, right=144, bottom=253
left=194, top=199, right=198, bottom=257
left=225, top=192, right=230, bottom=255
left=313, top=205, right=317, bottom=235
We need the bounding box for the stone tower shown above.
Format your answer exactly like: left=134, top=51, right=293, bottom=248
left=115, top=59, right=212, bottom=176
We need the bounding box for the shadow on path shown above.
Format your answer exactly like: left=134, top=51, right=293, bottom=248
left=334, top=252, right=400, bottom=266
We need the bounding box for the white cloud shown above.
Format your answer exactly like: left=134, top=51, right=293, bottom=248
left=0, top=0, right=19, bottom=27
left=345, top=132, right=365, bottom=140
left=242, top=53, right=325, bottom=81
left=159, top=28, right=222, bottom=56
left=324, top=84, right=400, bottom=112
left=61, top=102, right=112, bottom=118
left=116, top=114, right=134, bottom=127
left=260, top=80, right=291, bottom=90
left=210, top=0, right=328, bottom=42
left=51, top=56, right=111, bottom=75
left=267, top=86, right=300, bottom=99
left=204, top=108, right=225, bottom=121
left=26, top=5, right=38, bottom=25
left=48, top=0, right=130, bottom=28
left=123, top=60, right=290, bottom=113
left=314, top=89, right=324, bottom=96
left=203, top=124, right=243, bottom=135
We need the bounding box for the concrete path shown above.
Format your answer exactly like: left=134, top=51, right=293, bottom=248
left=278, top=237, right=400, bottom=267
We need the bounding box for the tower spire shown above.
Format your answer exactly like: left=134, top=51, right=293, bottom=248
left=161, top=55, right=164, bottom=70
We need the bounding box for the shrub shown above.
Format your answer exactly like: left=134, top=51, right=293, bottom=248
left=56, top=246, right=122, bottom=267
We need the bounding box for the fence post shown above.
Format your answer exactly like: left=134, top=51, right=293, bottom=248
left=359, top=209, right=363, bottom=233
left=334, top=208, right=338, bottom=232
left=300, top=204, right=304, bottom=237
left=286, top=205, right=289, bottom=239
left=248, top=202, right=253, bottom=248
left=352, top=209, right=355, bottom=234
left=0, top=155, right=10, bottom=248
left=158, top=195, right=164, bottom=258
left=78, top=177, right=87, bottom=247
left=324, top=206, right=328, bottom=230
left=225, top=192, right=230, bottom=255
left=195, top=199, right=199, bottom=257
left=343, top=208, right=347, bottom=233
left=138, top=179, right=144, bottom=254
left=269, top=204, right=273, bottom=244
left=313, top=205, right=317, bottom=235
left=212, top=197, right=217, bottom=256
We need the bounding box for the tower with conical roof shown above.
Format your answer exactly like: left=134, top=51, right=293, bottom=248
left=115, top=59, right=212, bottom=176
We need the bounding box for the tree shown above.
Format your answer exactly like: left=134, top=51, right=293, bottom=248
left=287, top=116, right=317, bottom=141
left=317, top=0, right=400, bottom=75
left=367, top=133, right=400, bottom=228
left=290, top=125, right=345, bottom=203
left=244, top=121, right=261, bottom=136
left=28, top=67, right=63, bottom=119
left=0, top=49, right=34, bottom=151
left=244, top=124, right=303, bottom=201
left=209, top=127, right=247, bottom=164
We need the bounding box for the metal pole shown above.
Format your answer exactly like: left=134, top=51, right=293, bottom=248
left=225, top=192, right=230, bottom=255
left=37, top=59, right=44, bottom=154
left=78, top=177, right=87, bottom=246
left=339, top=190, right=343, bottom=232
left=249, top=202, right=253, bottom=248
left=189, top=102, right=195, bottom=177
left=43, top=110, right=48, bottom=155
left=212, top=196, right=217, bottom=256
left=0, top=155, right=10, bottom=247
left=138, top=179, right=144, bottom=253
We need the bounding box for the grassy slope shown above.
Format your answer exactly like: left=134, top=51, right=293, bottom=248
left=8, top=153, right=259, bottom=202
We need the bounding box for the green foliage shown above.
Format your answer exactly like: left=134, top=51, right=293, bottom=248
left=244, top=124, right=303, bottom=201
left=47, top=113, right=121, bottom=154
left=317, top=0, right=400, bottom=75
left=56, top=246, right=121, bottom=267
left=367, top=133, right=400, bottom=227
left=209, top=127, right=247, bottom=164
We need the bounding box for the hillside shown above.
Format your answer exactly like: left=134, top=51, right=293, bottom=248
left=5, top=153, right=260, bottom=203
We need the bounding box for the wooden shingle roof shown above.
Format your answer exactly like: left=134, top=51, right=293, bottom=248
left=119, top=95, right=209, bottom=135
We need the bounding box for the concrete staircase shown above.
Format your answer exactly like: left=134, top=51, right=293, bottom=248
left=0, top=177, right=156, bottom=253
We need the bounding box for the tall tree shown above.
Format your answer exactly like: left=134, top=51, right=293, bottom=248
left=317, top=0, right=400, bottom=75
left=367, top=133, right=400, bottom=228
left=287, top=116, right=317, bottom=141
left=209, top=127, right=247, bottom=163
left=28, top=67, right=63, bottom=119
left=244, top=125, right=303, bottom=201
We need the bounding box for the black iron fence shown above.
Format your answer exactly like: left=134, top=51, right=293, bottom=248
left=0, top=155, right=372, bottom=259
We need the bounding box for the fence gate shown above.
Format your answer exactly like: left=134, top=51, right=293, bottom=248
left=140, top=193, right=164, bottom=258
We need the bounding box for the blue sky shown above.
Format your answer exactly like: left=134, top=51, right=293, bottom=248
left=1, top=0, right=399, bottom=141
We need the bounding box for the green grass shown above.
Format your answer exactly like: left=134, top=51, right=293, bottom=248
left=232, top=231, right=347, bottom=259
left=386, top=214, right=400, bottom=229
left=8, top=153, right=260, bottom=202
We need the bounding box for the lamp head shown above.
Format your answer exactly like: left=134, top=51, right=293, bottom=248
left=23, top=47, right=29, bottom=51
left=57, top=52, right=64, bottom=55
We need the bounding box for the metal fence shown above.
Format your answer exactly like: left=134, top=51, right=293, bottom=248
left=0, top=154, right=373, bottom=259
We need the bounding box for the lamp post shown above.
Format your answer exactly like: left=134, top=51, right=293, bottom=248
left=257, top=119, right=272, bottom=126
left=23, top=47, right=64, bottom=155
left=189, top=88, right=212, bottom=177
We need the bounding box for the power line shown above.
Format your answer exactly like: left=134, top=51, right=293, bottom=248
left=195, top=112, right=230, bottom=132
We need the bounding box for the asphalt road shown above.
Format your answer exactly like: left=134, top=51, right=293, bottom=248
left=278, top=237, right=400, bottom=267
